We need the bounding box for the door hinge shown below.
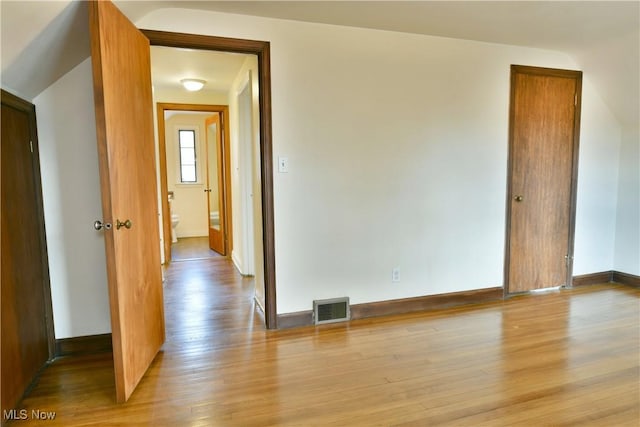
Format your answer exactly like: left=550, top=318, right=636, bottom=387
left=565, top=254, right=574, bottom=266
left=29, top=140, right=33, bottom=153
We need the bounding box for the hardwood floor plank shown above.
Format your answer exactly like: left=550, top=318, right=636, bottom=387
left=8, top=259, right=639, bottom=426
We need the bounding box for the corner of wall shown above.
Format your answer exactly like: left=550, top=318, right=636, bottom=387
left=614, top=124, right=640, bottom=275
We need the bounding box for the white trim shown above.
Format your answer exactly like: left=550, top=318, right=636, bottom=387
left=175, top=231, right=208, bottom=239
left=237, top=72, right=255, bottom=276
left=236, top=71, right=251, bottom=96
left=231, top=250, right=245, bottom=275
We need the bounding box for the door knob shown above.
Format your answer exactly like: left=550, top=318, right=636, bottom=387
left=204, top=189, right=212, bottom=193
left=116, top=219, right=132, bottom=230
left=514, top=195, right=524, bottom=202
left=94, top=220, right=112, bottom=230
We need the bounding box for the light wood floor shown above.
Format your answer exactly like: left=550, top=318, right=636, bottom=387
left=171, top=236, right=221, bottom=261
left=11, top=258, right=640, bottom=426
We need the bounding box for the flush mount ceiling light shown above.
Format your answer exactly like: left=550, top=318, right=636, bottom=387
left=180, top=79, right=206, bottom=91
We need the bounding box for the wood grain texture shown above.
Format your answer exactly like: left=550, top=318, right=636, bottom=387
left=89, top=0, right=164, bottom=402
left=612, top=271, right=640, bottom=288
left=573, top=271, right=614, bottom=287
left=55, top=334, right=113, bottom=358
left=351, top=287, right=503, bottom=320
left=204, top=113, right=227, bottom=255
left=11, top=259, right=640, bottom=426
left=1, top=90, right=53, bottom=415
left=276, top=288, right=503, bottom=329
left=143, top=29, right=278, bottom=330
left=171, top=237, right=221, bottom=261
left=506, top=65, right=582, bottom=293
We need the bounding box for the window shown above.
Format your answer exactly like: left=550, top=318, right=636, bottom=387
left=178, top=129, right=197, bottom=183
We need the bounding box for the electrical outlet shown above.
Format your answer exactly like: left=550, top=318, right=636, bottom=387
left=392, top=267, right=400, bottom=283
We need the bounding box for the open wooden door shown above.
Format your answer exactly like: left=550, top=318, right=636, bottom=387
left=89, top=1, right=165, bottom=402
left=205, top=114, right=226, bottom=255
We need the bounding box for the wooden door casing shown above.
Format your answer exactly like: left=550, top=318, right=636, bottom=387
left=89, top=0, right=165, bottom=402
left=157, top=103, right=233, bottom=263
left=143, top=30, right=277, bottom=329
left=1, top=90, right=54, bottom=413
left=505, top=65, right=582, bottom=294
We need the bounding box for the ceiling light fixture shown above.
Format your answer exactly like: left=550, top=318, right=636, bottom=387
left=180, top=78, right=206, bottom=91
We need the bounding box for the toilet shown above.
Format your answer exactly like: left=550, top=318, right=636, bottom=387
left=171, top=214, right=179, bottom=243
left=169, top=194, right=179, bottom=243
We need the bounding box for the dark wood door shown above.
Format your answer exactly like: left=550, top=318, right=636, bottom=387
left=506, top=65, right=582, bottom=293
left=1, top=90, right=53, bottom=413
left=89, top=0, right=165, bottom=402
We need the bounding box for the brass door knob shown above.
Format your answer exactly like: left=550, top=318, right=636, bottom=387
left=116, top=219, right=132, bottom=230
left=514, top=195, right=524, bottom=202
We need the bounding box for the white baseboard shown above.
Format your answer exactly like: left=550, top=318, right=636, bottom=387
left=176, top=231, right=208, bottom=239
left=232, top=251, right=245, bottom=275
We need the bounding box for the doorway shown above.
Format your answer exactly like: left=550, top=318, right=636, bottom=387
left=144, top=30, right=276, bottom=328
left=504, top=65, right=582, bottom=294
left=156, top=104, right=232, bottom=263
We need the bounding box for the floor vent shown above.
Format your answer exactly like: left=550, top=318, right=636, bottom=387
left=313, top=297, right=350, bottom=325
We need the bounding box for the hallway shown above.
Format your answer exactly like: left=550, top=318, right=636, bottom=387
left=170, top=237, right=222, bottom=261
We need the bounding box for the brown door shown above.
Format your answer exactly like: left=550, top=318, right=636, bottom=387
left=89, top=1, right=165, bottom=402
left=1, top=91, right=53, bottom=413
left=205, top=114, right=226, bottom=255
left=505, top=65, right=582, bottom=293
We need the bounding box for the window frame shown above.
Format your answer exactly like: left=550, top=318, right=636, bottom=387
left=175, top=125, right=202, bottom=185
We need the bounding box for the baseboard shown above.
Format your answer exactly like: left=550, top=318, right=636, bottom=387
left=276, top=287, right=503, bottom=329
left=176, top=233, right=208, bottom=239
left=351, top=287, right=504, bottom=320
left=572, top=271, right=613, bottom=286
left=231, top=251, right=245, bottom=275
left=572, top=270, right=640, bottom=288
left=612, top=271, right=640, bottom=287
left=277, top=311, right=313, bottom=329
left=55, top=333, right=112, bottom=357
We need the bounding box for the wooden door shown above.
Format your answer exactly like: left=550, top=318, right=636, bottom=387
left=205, top=114, right=226, bottom=255
left=505, top=65, right=582, bottom=293
left=1, top=90, right=53, bottom=414
left=89, top=1, right=165, bottom=402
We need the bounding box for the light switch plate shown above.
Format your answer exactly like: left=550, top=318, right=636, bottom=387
left=278, top=156, right=289, bottom=173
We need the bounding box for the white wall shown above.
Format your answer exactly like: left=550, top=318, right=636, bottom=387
left=614, top=125, right=640, bottom=275
left=28, top=10, right=630, bottom=338
left=165, top=112, right=211, bottom=238
left=227, top=56, right=265, bottom=304
left=137, top=9, right=624, bottom=314
left=33, top=58, right=110, bottom=338
left=572, top=81, right=621, bottom=274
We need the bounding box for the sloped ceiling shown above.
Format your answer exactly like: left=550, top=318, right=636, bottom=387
left=1, top=1, right=638, bottom=126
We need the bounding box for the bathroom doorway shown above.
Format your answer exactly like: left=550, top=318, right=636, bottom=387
left=156, top=104, right=232, bottom=263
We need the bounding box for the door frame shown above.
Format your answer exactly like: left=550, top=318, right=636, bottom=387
left=503, top=65, right=582, bottom=294
left=1, top=89, right=56, bottom=359
left=143, top=30, right=277, bottom=329
left=157, top=104, right=233, bottom=260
